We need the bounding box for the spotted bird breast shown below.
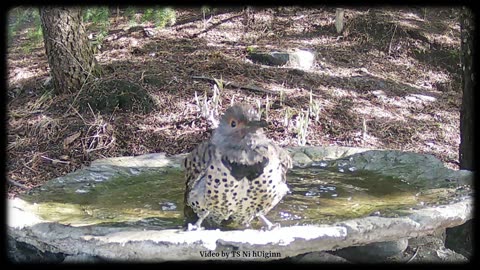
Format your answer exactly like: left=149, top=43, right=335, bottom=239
left=187, top=144, right=289, bottom=227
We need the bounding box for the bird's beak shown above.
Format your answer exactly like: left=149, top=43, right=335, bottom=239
left=248, top=120, right=268, bottom=128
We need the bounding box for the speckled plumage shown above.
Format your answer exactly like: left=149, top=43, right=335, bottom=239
left=183, top=104, right=292, bottom=230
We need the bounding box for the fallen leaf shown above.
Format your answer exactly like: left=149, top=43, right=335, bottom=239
left=59, top=155, right=70, bottom=161
left=63, top=131, right=81, bottom=149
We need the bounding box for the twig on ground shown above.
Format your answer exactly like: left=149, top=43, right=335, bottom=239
left=192, top=75, right=278, bottom=95
left=139, top=70, right=146, bottom=83
left=362, top=117, right=367, bottom=146
left=8, top=178, right=30, bottom=189
left=40, top=155, right=71, bottom=165
left=388, top=24, right=398, bottom=55
left=69, top=104, right=87, bottom=125
left=66, top=61, right=97, bottom=114
left=406, top=247, right=420, bottom=263
left=23, top=163, right=39, bottom=173
left=85, top=143, right=115, bottom=153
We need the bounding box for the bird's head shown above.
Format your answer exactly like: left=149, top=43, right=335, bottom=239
left=211, top=104, right=267, bottom=148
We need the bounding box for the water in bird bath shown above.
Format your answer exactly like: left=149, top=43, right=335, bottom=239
left=21, top=168, right=186, bottom=229
left=20, top=163, right=470, bottom=230
left=266, top=166, right=468, bottom=227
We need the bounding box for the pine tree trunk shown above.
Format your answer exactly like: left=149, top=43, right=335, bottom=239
left=459, top=7, right=474, bottom=170
left=40, top=7, right=100, bottom=94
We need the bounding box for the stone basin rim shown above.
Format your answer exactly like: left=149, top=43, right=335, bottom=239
left=8, top=197, right=473, bottom=261
left=8, top=146, right=474, bottom=261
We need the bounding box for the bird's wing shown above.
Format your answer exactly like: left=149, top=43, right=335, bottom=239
left=183, top=141, right=216, bottom=194
left=274, top=144, right=293, bottom=182
left=183, top=141, right=216, bottom=223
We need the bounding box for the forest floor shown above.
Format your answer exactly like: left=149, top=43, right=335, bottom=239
left=7, top=7, right=463, bottom=198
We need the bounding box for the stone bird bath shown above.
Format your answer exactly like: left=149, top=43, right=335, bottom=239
left=8, top=146, right=473, bottom=262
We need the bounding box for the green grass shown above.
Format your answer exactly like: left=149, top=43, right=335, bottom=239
left=296, top=109, right=310, bottom=146
left=309, top=90, right=321, bottom=123
left=8, top=7, right=177, bottom=52
left=8, top=7, right=43, bottom=52
left=26, top=13, right=43, bottom=42
left=125, top=7, right=176, bottom=28
left=83, top=7, right=110, bottom=52
left=141, top=7, right=176, bottom=28
left=124, top=6, right=138, bottom=26
left=83, top=7, right=110, bottom=23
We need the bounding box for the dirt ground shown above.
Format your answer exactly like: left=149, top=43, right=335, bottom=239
left=6, top=7, right=463, bottom=198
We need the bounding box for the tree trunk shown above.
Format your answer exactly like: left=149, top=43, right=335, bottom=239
left=459, top=7, right=475, bottom=170
left=40, top=7, right=100, bottom=94
left=450, top=8, right=474, bottom=260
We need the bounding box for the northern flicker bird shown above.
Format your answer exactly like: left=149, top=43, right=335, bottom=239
left=183, top=104, right=292, bottom=230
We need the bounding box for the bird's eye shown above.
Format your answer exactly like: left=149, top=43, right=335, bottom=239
left=230, top=120, right=237, bottom=128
